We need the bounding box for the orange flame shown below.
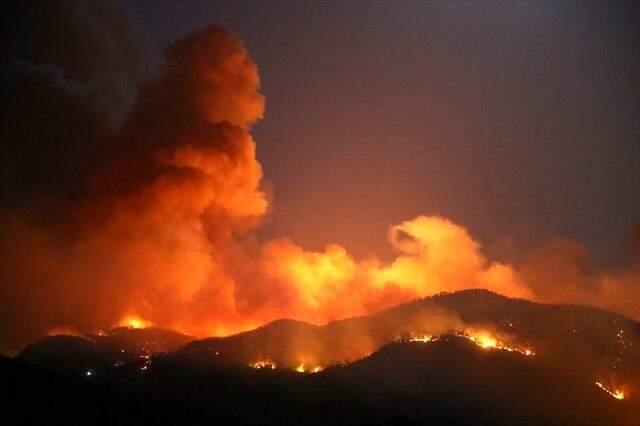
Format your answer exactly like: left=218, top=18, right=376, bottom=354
left=409, top=334, right=436, bottom=343
left=119, top=315, right=152, bottom=329
left=405, top=329, right=535, bottom=356
left=595, top=381, right=626, bottom=400
left=461, top=329, right=535, bottom=356
left=249, top=360, right=276, bottom=370
left=295, top=363, right=324, bottom=374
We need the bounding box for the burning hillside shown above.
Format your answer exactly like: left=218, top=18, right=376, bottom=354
left=18, top=290, right=639, bottom=408
left=405, top=331, right=535, bottom=357
left=19, top=326, right=192, bottom=374
left=2, top=2, right=639, bottom=424
left=6, top=324, right=638, bottom=426
left=1, top=11, right=639, bottom=355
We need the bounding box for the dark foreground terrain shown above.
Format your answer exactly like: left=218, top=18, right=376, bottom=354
left=3, top=290, right=639, bottom=425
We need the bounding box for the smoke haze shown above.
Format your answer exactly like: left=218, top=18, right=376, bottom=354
left=0, top=1, right=638, bottom=354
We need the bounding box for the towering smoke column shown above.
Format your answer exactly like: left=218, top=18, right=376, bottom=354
left=0, top=21, right=270, bottom=351
left=79, top=26, right=270, bottom=336
left=0, top=3, right=638, bottom=354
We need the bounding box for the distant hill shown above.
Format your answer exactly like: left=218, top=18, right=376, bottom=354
left=8, top=289, right=640, bottom=425
left=315, top=336, right=637, bottom=425
left=180, top=290, right=640, bottom=391
left=18, top=327, right=192, bottom=374
left=4, top=336, right=639, bottom=425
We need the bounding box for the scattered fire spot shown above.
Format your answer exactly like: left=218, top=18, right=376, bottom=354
left=139, top=354, right=152, bottom=372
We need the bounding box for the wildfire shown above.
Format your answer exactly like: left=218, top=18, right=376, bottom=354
left=460, top=330, right=535, bottom=356
left=295, top=363, right=324, bottom=373
left=5, top=13, right=640, bottom=365
left=119, top=315, right=152, bottom=329
left=404, top=330, right=535, bottom=357
left=405, top=330, right=536, bottom=356
left=249, top=360, right=276, bottom=370
left=595, top=381, right=625, bottom=400
left=408, top=334, right=436, bottom=343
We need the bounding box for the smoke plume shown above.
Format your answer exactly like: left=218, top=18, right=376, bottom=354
left=0, top=2, right=638, bottom=354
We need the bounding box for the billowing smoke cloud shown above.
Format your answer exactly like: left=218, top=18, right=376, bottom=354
left=1, top=8, right=269, bottom=351
left=241, top=216, right=532, bottom=326
left=0, top=2, right=638, bottom=355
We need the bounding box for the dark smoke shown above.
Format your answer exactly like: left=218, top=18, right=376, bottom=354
left=0, top=0, right=155, bottom=206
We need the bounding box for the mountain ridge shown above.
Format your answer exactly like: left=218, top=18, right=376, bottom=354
left=6, top=289, right=640, bottom=425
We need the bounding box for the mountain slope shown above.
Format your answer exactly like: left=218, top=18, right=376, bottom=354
left=11, top=289, right=640, bottom=424
left=4, top=337, right=638, bottom=425
left=18, top=327, right=193, bottom=373
left=180, top=290, right=640, bottom=394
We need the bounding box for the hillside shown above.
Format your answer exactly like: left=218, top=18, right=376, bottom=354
left=8, top=290, right=639, bottom=425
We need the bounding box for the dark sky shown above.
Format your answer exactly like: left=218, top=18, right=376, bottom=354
left=124, top=0, right=639, bottom=265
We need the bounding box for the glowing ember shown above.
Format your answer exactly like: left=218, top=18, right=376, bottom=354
left=595, top=381, right=625, bottom=400
left=249, top=360, right=276, bottom=370
left=119, top=315, right=152, bottom=329
left=139, top=354, right=152, bottom=372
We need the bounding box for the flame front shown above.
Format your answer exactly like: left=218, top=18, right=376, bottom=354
left=461, top=330, right=535, bottom=356
left=595, top=381, right=625, bottom=400
left=409, top=334, right=436, bottom=343
left=406, top=330, right=535, bottom=357
left=249, top=360, right=276, bottom=370
left=295, top=363, right=324, bottom=374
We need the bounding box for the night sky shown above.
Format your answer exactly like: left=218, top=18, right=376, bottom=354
left=125, top=0, right=639, bottom=265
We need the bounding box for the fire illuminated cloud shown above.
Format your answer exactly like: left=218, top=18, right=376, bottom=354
left=0, top=5, right=639, bottom=355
